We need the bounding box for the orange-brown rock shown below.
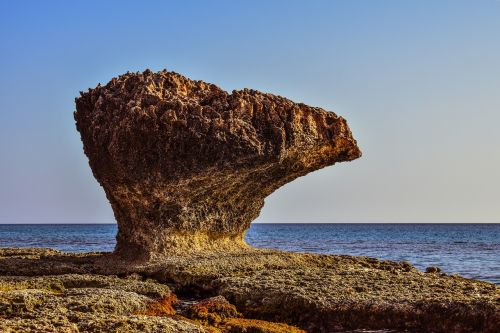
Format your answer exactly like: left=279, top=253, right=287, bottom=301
left=75, top=69, right=361, bottom=258
left=185, top=296, right=242, bottom=326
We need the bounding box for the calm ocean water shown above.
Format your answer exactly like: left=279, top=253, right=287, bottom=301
left=0, top=223, right=498, bottom=284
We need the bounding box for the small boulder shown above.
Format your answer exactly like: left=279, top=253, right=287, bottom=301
left=426, top=266, right=442, bottom=273
left=185, top=296, right=241, bottom=325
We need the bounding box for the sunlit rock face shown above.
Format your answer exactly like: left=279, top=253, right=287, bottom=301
left=75, top=69, right=361, bottom=258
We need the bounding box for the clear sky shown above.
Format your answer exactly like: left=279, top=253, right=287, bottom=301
left=0, top=0, right=499, bottom=223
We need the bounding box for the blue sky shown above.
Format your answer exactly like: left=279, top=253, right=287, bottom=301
left=0, top=0, right=499, bottom=223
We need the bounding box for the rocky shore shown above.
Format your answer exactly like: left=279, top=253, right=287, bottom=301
left=0, top=248, right=498, bottom=332
left=0, top=250, right=304, bottom=332
left=1, top=70, right=497, bottom=332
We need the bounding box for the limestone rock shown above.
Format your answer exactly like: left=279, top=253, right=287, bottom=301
left=0, top=274, right=205, bottom=333
left=75, top=70, right=361, bottom=257
left=1, top=249, right=498, bottom=332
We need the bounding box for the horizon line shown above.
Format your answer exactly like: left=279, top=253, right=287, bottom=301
left=0, top=222, right=498, bottom=225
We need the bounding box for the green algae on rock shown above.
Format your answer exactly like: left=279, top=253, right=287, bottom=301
left=74, top=69, right=361, bottom=258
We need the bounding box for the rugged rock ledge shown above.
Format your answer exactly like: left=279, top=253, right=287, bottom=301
left=74, top=69, right=361, bottom=258
left=0, top=263, right=303, bottom=333
left=0, top=248, right=498, bottom=332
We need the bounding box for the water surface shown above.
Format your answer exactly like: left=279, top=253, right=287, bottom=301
left=0, top=223, right=498, bottom=284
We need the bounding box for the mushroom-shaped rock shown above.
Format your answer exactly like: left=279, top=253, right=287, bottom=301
left=75, top=70, right=361, bottom=258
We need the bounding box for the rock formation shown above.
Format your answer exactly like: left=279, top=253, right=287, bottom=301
left=1, top=248, right=498, bottom=333
left=75, top=69, right=361, bottom=258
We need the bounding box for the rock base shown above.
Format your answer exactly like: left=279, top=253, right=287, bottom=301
left=115, top=230, right=249, bottom=259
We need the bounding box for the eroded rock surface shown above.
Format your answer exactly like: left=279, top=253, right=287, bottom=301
left=0, top=273, right=204, bottom=333
left=0, top=266, right=306, bottom=333
left=75, top=69, right=361, bottom=257
left=1, top=248, right=498, bottom=333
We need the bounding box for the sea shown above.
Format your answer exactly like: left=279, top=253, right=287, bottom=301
left=0, top=223, right=498, bottom=285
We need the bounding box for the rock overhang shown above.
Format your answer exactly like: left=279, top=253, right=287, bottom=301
left=75, top=69, right=361, bottom=258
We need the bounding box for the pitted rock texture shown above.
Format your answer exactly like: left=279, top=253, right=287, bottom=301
left=0, top=273, right=204, bottom=333
left=75, top=69, right=361, bottom=257
left=1, top=249, right=498, bottom=333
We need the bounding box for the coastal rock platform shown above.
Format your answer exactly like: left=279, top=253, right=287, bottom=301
left=0, top=248, right=498, bottom=332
